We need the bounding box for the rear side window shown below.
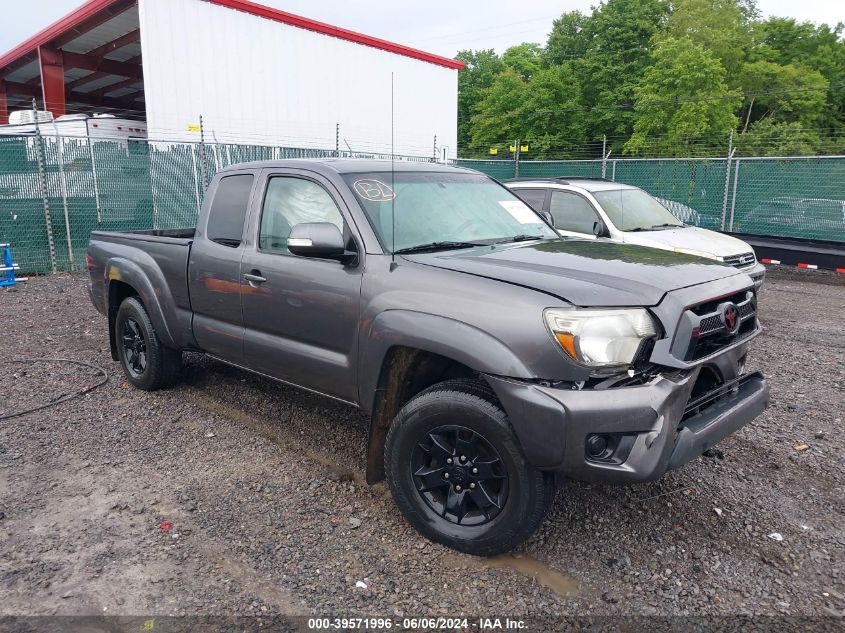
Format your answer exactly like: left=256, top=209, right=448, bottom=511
left=513, top=188, right=546, bottom=212
left=207, top=174, right=254, bottom=247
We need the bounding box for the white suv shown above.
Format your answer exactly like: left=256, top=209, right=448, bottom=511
left=506, top=177, right=765, bottom=289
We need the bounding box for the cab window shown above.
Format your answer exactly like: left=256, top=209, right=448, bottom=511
left=259, top=177, right=344, bottom=253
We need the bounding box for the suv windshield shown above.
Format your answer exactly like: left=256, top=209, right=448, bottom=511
left=593, top=188, right=684, bottom=232
left=343, top=171, right=556, bottom=252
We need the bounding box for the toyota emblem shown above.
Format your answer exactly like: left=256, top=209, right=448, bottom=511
left=720, top=302, right=740, bottom=334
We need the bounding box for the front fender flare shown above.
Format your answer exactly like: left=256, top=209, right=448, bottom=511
left=359, top=310, right=534, bottom=415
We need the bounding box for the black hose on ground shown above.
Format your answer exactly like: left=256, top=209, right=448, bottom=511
left=0, top=358, right=109, bottom=421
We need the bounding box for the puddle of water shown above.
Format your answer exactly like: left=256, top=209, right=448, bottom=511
left=443, top=553, right=579, bottom=597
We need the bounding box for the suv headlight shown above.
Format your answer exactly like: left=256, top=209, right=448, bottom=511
left=544, top=308, right=658, bottom=369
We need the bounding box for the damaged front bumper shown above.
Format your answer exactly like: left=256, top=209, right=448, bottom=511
left=484, top=358, right=769, bottom=484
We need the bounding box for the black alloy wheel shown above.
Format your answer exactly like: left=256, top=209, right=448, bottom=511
left=411, top=425, right=509, bottom=526
left=385, top=379, right=553, bottom=556
left=121, top=316, right=148, bottom=378
left=115, top=296, right=182, bottom=391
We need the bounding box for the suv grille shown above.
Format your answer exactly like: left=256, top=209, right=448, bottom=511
left=723, top=252, right=756, bottom=268
left=685, top=290, right=757, bottom=361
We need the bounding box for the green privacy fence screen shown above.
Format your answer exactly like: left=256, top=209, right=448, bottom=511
left=1, top=133, right=843, bottom=273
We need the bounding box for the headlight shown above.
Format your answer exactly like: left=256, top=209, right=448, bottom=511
left=544, top=308, right=658, bottom=369
left=672, top=247, right=721, bottom=261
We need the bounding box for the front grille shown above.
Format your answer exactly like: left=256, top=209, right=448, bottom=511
left=685, top=290, right=757, bottom=360
left=723, top=251, right=756, bottom=268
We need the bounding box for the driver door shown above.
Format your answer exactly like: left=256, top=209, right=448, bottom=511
left=549, top=190, right=605, bottom=239
left=239, top=169, right=363, bottom=402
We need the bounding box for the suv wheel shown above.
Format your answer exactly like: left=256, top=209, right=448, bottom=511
left=115, top=297, right=181, bottom=391
left=385, top=379, right=553, bottom=556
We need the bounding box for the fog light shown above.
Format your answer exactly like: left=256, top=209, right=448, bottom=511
left=586, top=434, right=609, bottom=457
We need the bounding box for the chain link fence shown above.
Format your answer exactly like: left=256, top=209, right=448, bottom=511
left=459, top=156, right=845, bottom=240
left=0, top=134, right=433, bottom=273
left=1, top=133, right=843, bottom=274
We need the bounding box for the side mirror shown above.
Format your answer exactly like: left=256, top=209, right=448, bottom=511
left=287, top=222, right=355, bottom=263
left=540, top=211, right=554, bottom=226
left=592, top=220, right=607, bottom=237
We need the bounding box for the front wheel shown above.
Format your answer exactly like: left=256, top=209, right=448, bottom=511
left=385, top=379, right=553, bottom=556
left=115, top=297, right=181, bottom=391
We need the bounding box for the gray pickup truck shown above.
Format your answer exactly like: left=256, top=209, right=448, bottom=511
left=87, top=159, right=769, bottom=555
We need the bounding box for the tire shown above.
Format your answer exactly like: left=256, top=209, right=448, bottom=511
left=385, top=378, right=553, bottom=556
left=115, top=296, right=181, bottom=391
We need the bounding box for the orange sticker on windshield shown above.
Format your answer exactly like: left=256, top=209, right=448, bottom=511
left=353, top=179, right=395, bottom=202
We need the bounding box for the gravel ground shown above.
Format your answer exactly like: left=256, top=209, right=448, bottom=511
left=0, top=269, right=842, bottom=625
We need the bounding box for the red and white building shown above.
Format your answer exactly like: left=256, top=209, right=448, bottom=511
left=0, top=0, right=463, bottom=156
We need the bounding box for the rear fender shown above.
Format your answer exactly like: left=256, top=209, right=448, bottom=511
left=105, top=256, right=179, bottom=350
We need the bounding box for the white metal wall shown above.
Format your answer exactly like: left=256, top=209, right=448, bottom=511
left=138, top=0, right=458, bottom=157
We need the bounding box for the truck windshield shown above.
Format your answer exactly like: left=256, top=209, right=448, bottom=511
left=343, top=171, right=556, bottom=252
left=592, top=188, right=684, bottom=232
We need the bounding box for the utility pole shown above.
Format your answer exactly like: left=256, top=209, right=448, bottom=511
left=432, top=134, right=437, bottom=163
left=335, top=122, right=340, bottom=158
left=513, top=138, right=521, bottom=179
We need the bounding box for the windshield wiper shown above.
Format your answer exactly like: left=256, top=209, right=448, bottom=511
left=493, top=234, right=545, bottom=244
left=627, top=223, right=683, bottom=232
left=394, top=241, right=481, bottom=254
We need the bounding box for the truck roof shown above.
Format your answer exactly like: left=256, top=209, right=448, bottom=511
left=220, top=158, right=478, bottom=176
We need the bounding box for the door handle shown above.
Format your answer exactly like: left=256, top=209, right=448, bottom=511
left=243, top=272, right=267, bottom=284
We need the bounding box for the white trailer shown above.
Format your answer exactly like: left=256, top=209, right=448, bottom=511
left=0, top=110, right=146, bottom=145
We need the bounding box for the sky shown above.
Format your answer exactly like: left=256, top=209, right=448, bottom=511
left=0, top=0, right=842, bottom=59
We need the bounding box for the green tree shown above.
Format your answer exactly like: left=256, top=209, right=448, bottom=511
left=544, top=11, right=589, bottom=66
left=502, top=43, right=544, bottom=81
left=663, top=0, right=754, bottom=78
left=455, top=49, right=505, bottom=153
left=625, top=37, right=741, bottom=155
left=756, top=17, right=842, bottom=66
left=522, top=64, right=587, bottom=158
left=468, top=69, right=528, bottom=154
left=738, top=60, right=828, bottom=128
left=735, top=120, right=824, bottom=156
left=754, top=18, right=845, bottom=129
left=571, top=0, right=670, bottom=142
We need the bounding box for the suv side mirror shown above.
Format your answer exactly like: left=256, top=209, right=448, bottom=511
left=540, top=211, right=554, bottom=226
left=287, top=223, right=355, bottom=263
left=592, top=220, right=608, bottom=237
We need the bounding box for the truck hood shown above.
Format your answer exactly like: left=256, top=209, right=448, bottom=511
left=622, top=226, right=753, bottom=258
left=403, top=239, right=744, bottom=307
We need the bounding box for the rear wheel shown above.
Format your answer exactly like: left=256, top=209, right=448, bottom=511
left=385, top=379, right=553, bottom=556
left=115, top=297, right=181, bottom=391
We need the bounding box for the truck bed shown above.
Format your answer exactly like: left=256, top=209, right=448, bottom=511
left=87, top=227, right=196, bottom=350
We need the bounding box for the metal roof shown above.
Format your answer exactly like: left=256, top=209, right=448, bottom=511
left=0, top=0, right=464, bottom=75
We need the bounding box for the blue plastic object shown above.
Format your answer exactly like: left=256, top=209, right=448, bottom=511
left=1, top=243, right=20, bottom=287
